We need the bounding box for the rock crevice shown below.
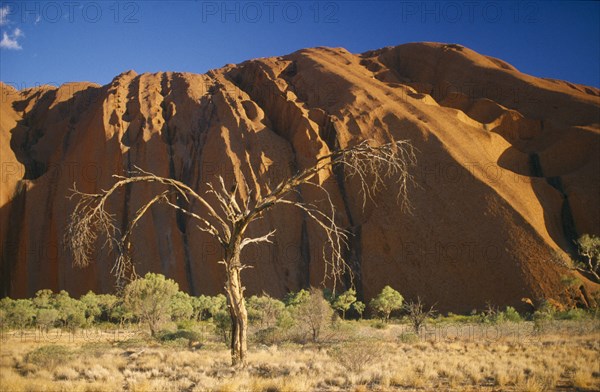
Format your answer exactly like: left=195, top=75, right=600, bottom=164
left=1, top=43, right=598, bottom=310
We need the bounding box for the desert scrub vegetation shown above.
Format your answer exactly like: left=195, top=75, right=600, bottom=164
left=1, top=282, right=599, bottom=391
left=1, top=318, right=598, bottom=391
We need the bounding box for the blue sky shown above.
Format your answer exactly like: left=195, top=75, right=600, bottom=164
left=1, top=1, right=599, bottom=89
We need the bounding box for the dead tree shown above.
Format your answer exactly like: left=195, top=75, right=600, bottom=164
left=65, top=139, right=416, bottom=366
left=404, top=296, right=436, bottom=335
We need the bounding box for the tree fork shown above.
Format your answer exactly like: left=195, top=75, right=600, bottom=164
left=65, top=139, right=417, bottom=368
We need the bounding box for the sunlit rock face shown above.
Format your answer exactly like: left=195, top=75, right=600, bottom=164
left=1, top=43, right=598, bottom=311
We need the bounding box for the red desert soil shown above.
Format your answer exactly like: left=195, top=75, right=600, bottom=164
left=1, top=43, right=598, bottom=311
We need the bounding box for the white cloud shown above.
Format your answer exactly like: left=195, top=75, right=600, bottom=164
left=0, top=6, right=25, bottom=50
left=0, top=29, right=23, bottom=50
left=0, top=6, right=10, bottom=26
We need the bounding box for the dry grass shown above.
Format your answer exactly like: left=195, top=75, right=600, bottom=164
left=0, top=320, right=598, bottom=391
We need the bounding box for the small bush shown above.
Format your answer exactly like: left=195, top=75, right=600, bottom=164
left=479, top=305, right=522, bottom=323
left=533, top=300, right=556, bottom=321
left=124, top=273, right=179, bottom=337
left=160, top=329, right=202, bottom=342
left=160, top=337, right=190, bottom=348
left=440, top=313, right=479, bottom=323
left=291, top=288, right=333, bottom=342
left=25, top=345, right=73, bottom=370
left=176, top=319, right=197, bottom=331
left=80, top=341, right=113, bottom=358
left=371, top=320, right=387, bottom=329
left=213, top=310, right=232, bottom=345
left=500, top=306, right=522, bottom=322
left=247, top=295, right=285, bottom=329
left=332, top=289, right=357, bottom=319
left=329, top=340, right=384, bottom=373
left=370, top=286, right=403, bottom=321
left=555, top=308, right=587, bottom=321
left=253, top=326, right=279, bottom=346
left=398, top=332, right=419, bottom=344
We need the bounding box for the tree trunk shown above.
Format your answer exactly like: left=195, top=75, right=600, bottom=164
left=226, top=268, right=248, bottom=367
left=586, top=257, right=600, bottom=281
left=225, top=238, right=248, bottom=367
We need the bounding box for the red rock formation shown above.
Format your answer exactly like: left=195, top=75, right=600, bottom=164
left=1, top=43, right=598, bottom=312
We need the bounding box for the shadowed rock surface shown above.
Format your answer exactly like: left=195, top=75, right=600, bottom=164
left=1, top=43, right=598, bottom=311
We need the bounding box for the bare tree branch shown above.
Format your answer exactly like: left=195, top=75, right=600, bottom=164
left=65, top=172, right=233, bottom=284
left=65, top=138, right=416, bottom=366
left=404, top=296, right=437, bottom=335
left=239, top=230, right=276, bottom=251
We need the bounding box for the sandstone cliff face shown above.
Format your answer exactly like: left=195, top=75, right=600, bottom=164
left=1, top=43, right=598, bottom=311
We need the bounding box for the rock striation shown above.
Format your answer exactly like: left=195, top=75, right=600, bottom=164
left=1, top=43, right=598, bottom=311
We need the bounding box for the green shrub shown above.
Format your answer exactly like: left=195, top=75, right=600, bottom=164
left=159, top=329, right=203, bottom=348
left=55, top=291, right=87, bottom=332
left=213, top=310, right=232, bottom=345
left=170, top=292, right=194, bottom=322
left=253, top=326, right=279, bottom=346
left=500, top=306, right=522, bottom=322
left=555, top=308, right=587, bottom=321
left=250, top=306, right=296, bottom=346
left=369, top=286, right=403, bottom=321
left=192, top=294, right=227, bottom=321
left=124, top=273, right=179, bottom=337
left=398, top=332, right=419, bottom=343
left=284, top=289, right=310, bottom=307
left=79, top=342, right=113, bottom=358
left=441, top=313, right=480, bottom=323
left=533, top=300, right=557, bottom=321
left=352, top=301, right=366, bottom=319
left=247, top=295, right=285, bottom=329
left=36, top=308, right=59, bottom=331
left=161, top=337, right=190, bottom=348
left=4, top=298, right=35, bottom=329
left=176, top=319, right=197, bottom=331
left=80, top=291, right=102, bottom=324
left=477, top=305, right=522, bottom=324
left=276, top=309, right=295, bottom=331
left=332, top=289, right=357, bottom=319
left=371, top=320, right=387, bottom=330
left=160, top=329, right=202, bottom=342
left=25, top=345, right=73, bottom=370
